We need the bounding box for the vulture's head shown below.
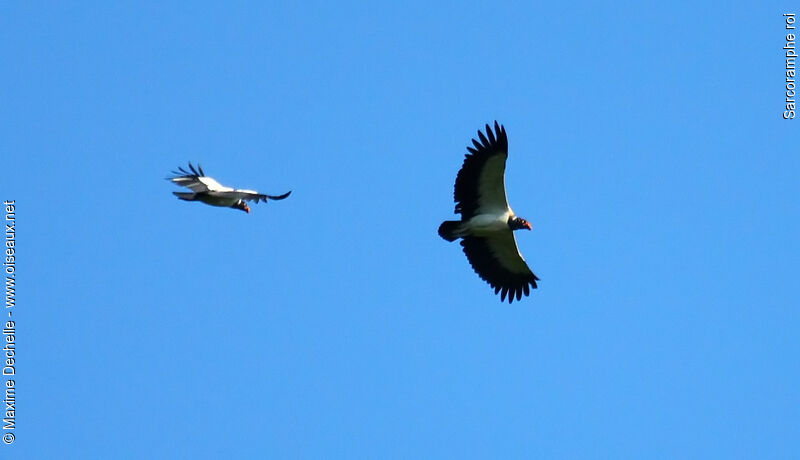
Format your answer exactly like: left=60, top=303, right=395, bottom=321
left=233, top=201, right=251, bottom=213
left=509, top=216, right=532, bottom=231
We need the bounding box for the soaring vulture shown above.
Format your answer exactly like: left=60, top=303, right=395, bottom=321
left=168, top=162, right=291, bottom=213
left=438, top=121, right=539, bottom=303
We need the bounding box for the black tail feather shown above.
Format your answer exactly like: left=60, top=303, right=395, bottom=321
left=173, top=192, right=196, bottom=201
left=438, top=221, right=462, bottom=242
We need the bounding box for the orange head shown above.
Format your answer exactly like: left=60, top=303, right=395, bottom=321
left=509, top=216, right=532, bottom=231
left=233, top=201, right=251, bottom=213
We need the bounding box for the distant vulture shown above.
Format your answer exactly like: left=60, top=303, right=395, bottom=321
left=438, top=122, right=539, bottom=303
left=168, top=162, right=291, bottom=213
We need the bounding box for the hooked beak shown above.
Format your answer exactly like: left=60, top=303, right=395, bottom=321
left=244, top=204, right=251, bottom=213
left=525, top=222, right=532, bottom=230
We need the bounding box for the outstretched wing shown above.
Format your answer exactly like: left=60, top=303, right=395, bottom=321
left=229, top=189, right=292, bottom=203
left=168, top=162, right=229, bottom=192
left=453, top=121, right=510, bottom=220
left=460, top=232, right=538, bottom=303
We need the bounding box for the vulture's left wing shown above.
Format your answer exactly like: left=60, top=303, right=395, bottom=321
left=453, top=121, right=510, bottom=219
left=460, top=233, right=539, bottom=303
left=169, top=163, right=230, bottom=192
left=221, top=189, right=292, bottom=203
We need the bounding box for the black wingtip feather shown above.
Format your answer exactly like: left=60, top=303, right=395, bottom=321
left=477, top=130, right=489, bottom=147
left=169, top=162, right=208, bottom=180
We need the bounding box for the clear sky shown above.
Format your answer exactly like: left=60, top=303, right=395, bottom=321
left=2, top=1, right=798, bottom=458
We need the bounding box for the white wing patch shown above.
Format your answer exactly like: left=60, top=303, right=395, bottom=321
left=485, top=231, right=532, bottom=275
left=198, top=177, right=229, bottom=191
left=475, top=154, right=510, bottom=216
left=170, top=176, right=230, bottom=193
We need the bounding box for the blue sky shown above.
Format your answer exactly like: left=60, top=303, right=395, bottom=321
left=2, top=1, right=798, bottom=458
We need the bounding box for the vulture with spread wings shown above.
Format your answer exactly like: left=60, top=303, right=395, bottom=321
left=438, top=122, right=539, bottom=303
left=168, top=162, right=291, bottom=213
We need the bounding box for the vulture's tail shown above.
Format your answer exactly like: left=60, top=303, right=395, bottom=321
left=438, top=221, right=463, bottom=242
left=173, top=192, right=196, bottom=201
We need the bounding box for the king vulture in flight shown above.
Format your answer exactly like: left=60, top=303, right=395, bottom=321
left=438, top=121, right=539, bottom=303
left=168, top=162, right=291, bottom=213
